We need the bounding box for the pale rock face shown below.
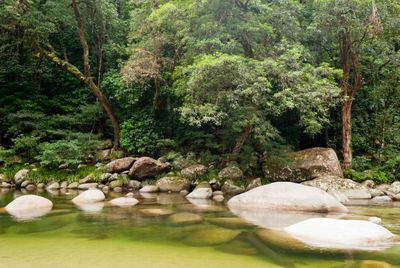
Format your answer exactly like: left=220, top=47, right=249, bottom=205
left=72, top=189, right=105, bottom=204
left=227, top=182, right=348, bottom=213
left=156, top=176, right=190, bottom=192
left=14, top=169, right=30, bottom=185
left=109, top=197, right=139, bottom=207
left=180, top=164, right=207, bottom=179
left=284, top=218, right=395, bottom=251
left=139, top=185, right=159, bottom=193
left=5, top=195, right=53, bottom=220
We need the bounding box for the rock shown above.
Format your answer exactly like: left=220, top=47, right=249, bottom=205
left=0, top=182, right=12, bottom=188
left=180, top=164, right=207, bottom=179
left=208, top=217, right=253, bottom=229
left=139, top=208, right=174, bottom=217
left=393, top=193, right=400, bottom=201
left=105, top=157, right=136, bottom=173
left=102, top=186, right=109, bottom=192
left=113, top=186, right=122, bottom=193
left=371, top=196, right=392, bottom=204
left=156, top=176, right=190, bottom=192
left=195, top=181, right=212, bottom=189
left=108, top=173, right=119, bottom=182
left=186, top=188, right=212, bottom=199
left=72, top=189, right=105, bottom=204
left=100, top=173, right=112, bottom=183
left=75, top=202, right=104, bottom=213
left=376, top=184, right=390, bottom=193
left=327, top=190, right=349, bottom=204
left=79, top=174, right=95, bottom=184
left=128, top=180, right=141, bottom=190
left=221, top=180, right=245, bottom=196
left=361, top=180, right=376, bottom=188
left=208, top=178, right=221, bottom=191
left=218, top=166, right=243, bottom=180
left=168, top=212, right=203, bottom=225
left=171, top=157, right=192, bottom=170
left=302, top=176, right=371, bottom=199
left=284, top=218, right=395, bottom=251
left=26, top=184, right=36, bottom=191
left=388, top=181, right=400, bottom=194
left=37, top=183, right=45, bottom=189
left=109, top=197, right=139, bottom=207
left=46, top=182, right=60, bottom=190
left=67, top=182, right=79, bottom=189
left=227, top=182, right=348, bottom=213
left=368, top=217, right=382, bottom=225
left=246, top=178, right=262, bottom=191
left=128, top=157, right=170, bottom=179
left=0, top=174, right=7, bottom=182
left=213, top=191, right=223, bottom=196
left=263, top=147, right=343, bottom=182
left=109, top=180, right=123, bottom=189
left=358, top=260, right=393, bottom=268
left=78, top=183, right=98, bottom=190
left=213, top=195, right=224, bottom=202
left=126, top=192, right=134, bottom=197
left=60, top=181, right=68, bottom=189
left=5, top=195, right=53, bottom=220
left=369, top=189, right=385, bottom=198
left=20, top=180, right=32, bottom=188
left=184, top=226, right=241, bottom=246
left=180, top=189, right=189, bottom=195
left=100, top=139, right=113, bottom=150
left=14, top=169, right=29, bottom=185
left=139, top=185, right=159, bottom=193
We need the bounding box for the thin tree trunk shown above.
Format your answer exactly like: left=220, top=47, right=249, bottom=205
left=153, top=76, right=161, bottom=116
left=342, top=99, right=352, bottom=170
left=71, top=0, right=120, bottom=149
left=232, top=126, right=252, bottom=154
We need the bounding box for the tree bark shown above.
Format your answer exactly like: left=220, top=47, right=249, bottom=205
left=232, top=126, right=253, bottom=154
left=70, top=0, right=120, bottom=149
left=339, top=30, right=362, bottom=170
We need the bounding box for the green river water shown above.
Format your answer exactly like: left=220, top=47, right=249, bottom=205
left=0, top=189, right=399, bottom=268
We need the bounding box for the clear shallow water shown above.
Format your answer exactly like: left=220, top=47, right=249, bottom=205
left=0, top=189, right=399, bottom=268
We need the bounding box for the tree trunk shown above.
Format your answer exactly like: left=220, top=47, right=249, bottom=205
left=153, top=77, right=162, bottom=116
left=232, top=126, right=252, bottom=154
left=71, top=0, right=120, bottom=149
left=342, top=99, right=352, bottom=170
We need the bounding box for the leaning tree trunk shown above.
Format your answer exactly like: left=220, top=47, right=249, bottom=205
left=232, top=126, right=253, bottom=154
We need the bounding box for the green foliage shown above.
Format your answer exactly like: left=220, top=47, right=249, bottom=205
left=120, top=113, right=161, bottom=155
left=36, top=134, right=101, bottom=169
left=10, top=135, right=42, bottom=162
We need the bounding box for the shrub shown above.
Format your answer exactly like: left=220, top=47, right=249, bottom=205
left=120, top=113, right=161, bottom=155
left=10, top=135, right=42, bottom=162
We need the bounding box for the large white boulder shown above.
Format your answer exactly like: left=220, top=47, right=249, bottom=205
left=72, top=189, right=105, bottom=204
left=227, top=182, right=348, bottom=213
left=284, top=218, right=396, bottom=251
left=5, top=195, right=53, bottom=220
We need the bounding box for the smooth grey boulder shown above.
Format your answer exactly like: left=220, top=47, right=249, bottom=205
left=263, top=148, right=343, bottom=182
left=186, top=188, right=212, bottom=199
left=67, top=182, right=79, bottom=189
left=72, top=189, right=105, bottom=204
left=139, top=185, right=159, bottom=193
left=371, top=196, right=392, bottom=204
left=284, top=218, right=396, bottom=251
left=78, top=183, right=98, bottom=190
left=221, top=180, right=245, bottom=196
left=109, top=197, right=139, bottom=207
left=388, top=181, right=400, bottom=194
left=156, top=176, right=190, bottom=192
left=128, top=157, right=170, bottom=179
left=5, top=195, right=53, bottom=220
left=46, top=182, right=60, bottom=190
left=227, top=182, right=348, bottom=213
left=128, top=180, right=142, bottom=190
left=105, top=157, right=136, bottom=173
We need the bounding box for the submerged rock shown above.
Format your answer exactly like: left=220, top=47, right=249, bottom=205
left=208, top=217, right=253, bottom=229
left=168, top=212, right=202, bottom=225
left=5, top=195, right=53, bottom=220
left=227, top=182, right=348, bottom=213
left=109, top=197, right=139, bottom=207
left=185, top=226, right=241, bottom=246
left=139, top=208, right=174, bottom=217
left=358, top=260, right=393, bottom=268
left=72, top=189, right=105, bottom=204
left=263, top=147, right=343, bottom=182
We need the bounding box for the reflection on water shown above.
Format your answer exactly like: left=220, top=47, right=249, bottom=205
left=0, top=190, right=399, bottom=268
